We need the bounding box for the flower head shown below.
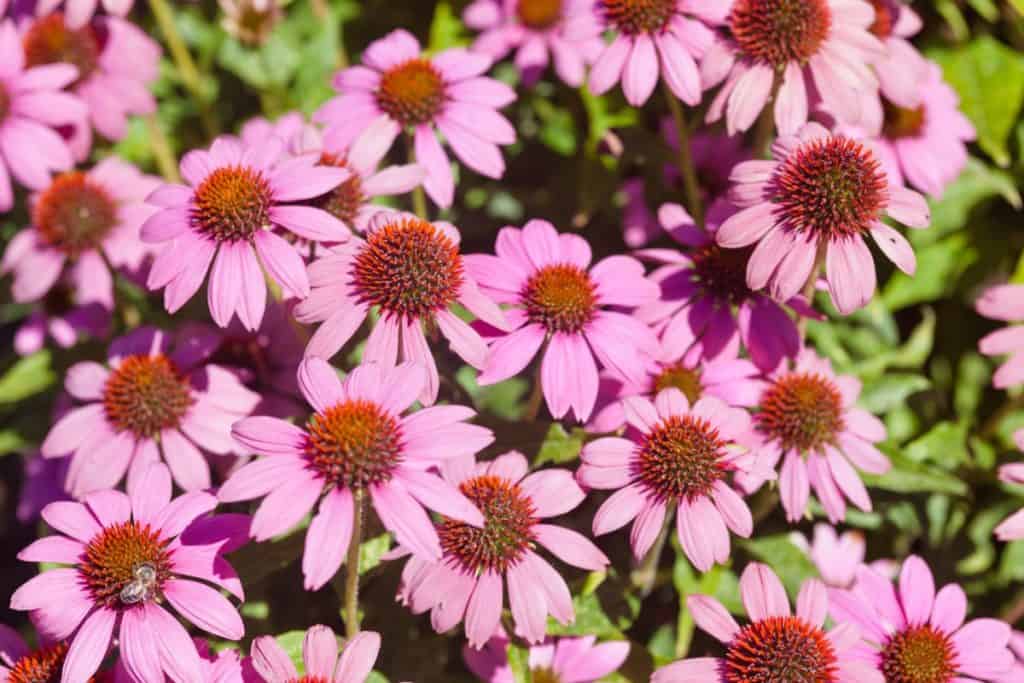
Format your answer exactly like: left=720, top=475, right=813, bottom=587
left=10, top=462, right=247, bottom=683
left=463, top=0, right=604, bottom=87
left=316, top=29, right=516, bottom=208
left=0, top=19, right=85, bottom=210
left=866, top=0, right=928, bottom=110
left=654, top=563, right=883, bottom=683
left=398, top=451, right=609, bottom=648
left=143, top=135, right=350, bottom=331
left=468, top=219, right=660, bottom=422
left=33, top=0, right=135, bottom=28
left=22, top=11, right=160, bottom=152
left=464, top=632, right=630, bottom=683
left=633, top=202, right=804, bottom=372
left=703, top=0, right=884, bottom=135
left=829, top=556, right=1015, bottom=683
left=2, top=158, right=160, bottom=306
left=742, top=349, right=890, bottom=523
left=791, top=523, right=866, bottom=589
left=0, top=623, right=109, bottom=682
left=224, top=358, right=492, bottom=589
left=718, top=122, right=930, bottom=314
left=580, top=389, right=764, bottom=570
left=40, top=326, right=260, bottom=496
left=250, top=626, right=381, bottom=683
left=569, top=0, right=720, bottom=106
left=295, top=212, right=507, bottom=406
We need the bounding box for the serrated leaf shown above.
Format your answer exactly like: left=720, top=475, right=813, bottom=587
left=0, top=351, right=55, bottom=403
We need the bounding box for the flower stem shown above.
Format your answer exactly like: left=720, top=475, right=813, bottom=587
left=633, top=509, right=674, bottom=597
left=145, top=114, right=180, bottom=183
left=343, top=488, right=365, bottom=639
left=406, top=133, right=429, bottom=219
left=662, top=86, right=704, bottom=228
left=797, top=244, right=826, bottom=337
left=752, top=72, right=782, bottom=159
left=147, top=0, right=218, bottom=137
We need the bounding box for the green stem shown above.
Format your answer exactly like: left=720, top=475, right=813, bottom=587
left=145, top=115, right=180, bottom=183
left=343, top=489, right=365, bottom=639
left=147, top=0, right=217, bottom=137
left=663, top=85, right=704, bottom=228
left=633, top=509, right=674, bottom=597
left=797, top=244, right=826, bottom=338
left=752, top=72, right=782, bottom=159
left=406, top=134, right=428, bottom=218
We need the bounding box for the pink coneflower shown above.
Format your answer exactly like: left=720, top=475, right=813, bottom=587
left=2, top=158, right=159, bottom=306
left=467, top=219, right=659, bottom=422
left=41, top=326, right=260, bottom=496
left=0, top=623, right=109, bottom=681
left=861, top=61, right=975, bottom=198
left=718, top=122, right=930, bottom=314
left=567, top=0, right=721, bottom=106
left=702, top=0, right=883, bottom=136
left=143, top=135, right=349, bottom=331
left=107, top=637, right=251, bottom=682
left=999, top=631, right=1024, bottom=683
left=464, top=632, right=630, bottom=683
left=250, top=626, right=381, bottom=683
left=34, top=0, right=134, bottom=28
left=829, top=556, right=1015, bottom=682
left=742, top=349, right=890, bottom=524
left=397, top=451, right=609, bottom=648
left=654, top=563, right=883, bottom=683
left=12, top=284, right=109, bottom=356
left=316, top=28, right=516, bottom=209
left=579, top=389, right=763, bottom=571
left=791, top=523, right=865, bottom=589
left=10, top=462, right=247, bottom=683
left=294, top=212, right=507, bottom=406
left=22, top=11, right=159, bottom=151
left=866, top=0, right=927, bottom=110
left=223, top=358, right=490, bottom=589
left=995, top=463, right=1024, bottom=541
left=633, top=202, right=804, bottom=372
left=239, top=111, right=308, bottom=149
left=588, top=341, right=762, bottom=433
left=977, top=284, right=1024, bottom=455
left=463, top=0, right=603, bottom=87
left=0, top=19, right=84, bottom=210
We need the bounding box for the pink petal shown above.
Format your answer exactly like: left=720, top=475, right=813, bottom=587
left=740, top=562, right=791, bottom=621
left=164, top=578, right=244, bottom=639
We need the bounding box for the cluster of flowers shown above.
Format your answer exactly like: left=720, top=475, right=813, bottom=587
left=1, top=0, right=1022, bottom=682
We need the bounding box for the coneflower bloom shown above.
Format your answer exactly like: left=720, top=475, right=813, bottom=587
left=702, top=0, right=883, bottom=135
left=143, top=135, right=349, bottom=331
left=223, top=358, right=490, bottom=590
left=0, top=623, right=109, bottom=682
left=866, top=0, right=928, bottom=110
left=467, top=219, right=659, bottom=422
left=861, top=62, right=975, bottom=198
left=239, top=111, right=309, bottom=149
left=633, top=202, right=803, bottom=373
left=0, top=19, right=85, bottom=210
left=588, top=341, right=762, bottom=433
left=250, top=626, right=381, bottom=683
left=791, top=523, right=866, bottom=589
left=22, top=11, right=160, bottom=151
left=995, top=463, right=1024, bottom=541
left=654, top=563, right=884, bottom=683
left=579, top=389, right=763, bottom=571
left=464, top=632, right=630, bottom=683
left=12, top=282, right=109, bottom=356
left=2, top=158, right=159, bottom=306
left=977, top=284, right=1024, bottom=453
left=34, top=0, right=135, bottom=28
left=397, top=451, right=609, bottom=648
left=316, top=28, right=517, bottom=208
left=41, top=326, right=260, bottom=496
left=463, top=0, right=603, bottom=87
left=567, top=0, right=722, bottom=106
left=999, top=631, right=1024, bottom=683
left=829, top=556, right=1015, bottom=682
left=718, top=122, right=930, bottom=314
left=742, top=349, right=890, bottom=524
left=294, top=212, right=508, bottom=406
left=10, top=462, right=247, bottom=683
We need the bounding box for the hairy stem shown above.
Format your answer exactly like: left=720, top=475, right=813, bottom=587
left=797, top=244, right=826, bottom=337
left=633, top=510, right=674, bottom=597
left=752, top=72, right=782, bottom=159
left=147, top=0, right=218, bottom=137
left=145, top=115, right=180, bottom=183
left=663, top=86, right=704, bottom=228
left=406, top=133, right=429, bottom=219
left=343, top=489, right=365, bottom=638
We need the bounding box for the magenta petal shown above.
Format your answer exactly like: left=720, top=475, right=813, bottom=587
left=163, top=578, right=244, bottom=640
left=60, top=607, right=116, bottom=683
left=370, top=480, right=442, bottom=561
left=120, top=607, right=164, bottom=683
left=302, top=488, right=354, bottom=591
left=687, top=594, right=741, bottom=644
left=251, top=636, right=299, bottom=681
left=334, top=631, right=381, bottom=682
left=534, top=524, right=608, bottom=571
left=739, top=562, right=791, bottom=621
left=465, top=571, right=503, bottom=650
left=143, top=602, right=204, bottom=683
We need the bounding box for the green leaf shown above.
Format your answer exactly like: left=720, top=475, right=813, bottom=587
left=865, top=452, right=968, bottom=496
left=882, top=234, right=977, bottom=310
left=904, top=421, right=969, bottom=469
left=534, top=99, right=578, bottom=156
left=740, top=535, right=817, bottom=597
left=366, top=673, right=389, bottom=683
left=0, top=430, right=26, bottom=457
left=535, top=423, right=585, bottom=466
left=427, top=1, right=468, bottom=52
left=921, top=158, right=1021, bottom=244
left=858, top=374, right=930, bottom=415
left=456, top=366, right=528, bottom=420
left=931, top=37, right=1024, bottom=167
left=0, top=351, right=55, bottom=403
left=273, top=630, right=308, bottom=672
left=955, top=353, right=992, bottom=420
left=548, top=593, right=623, bottom=639
left=359, top=533, right=391, bottom=576
left=508, top=643, right=532, bottom=683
